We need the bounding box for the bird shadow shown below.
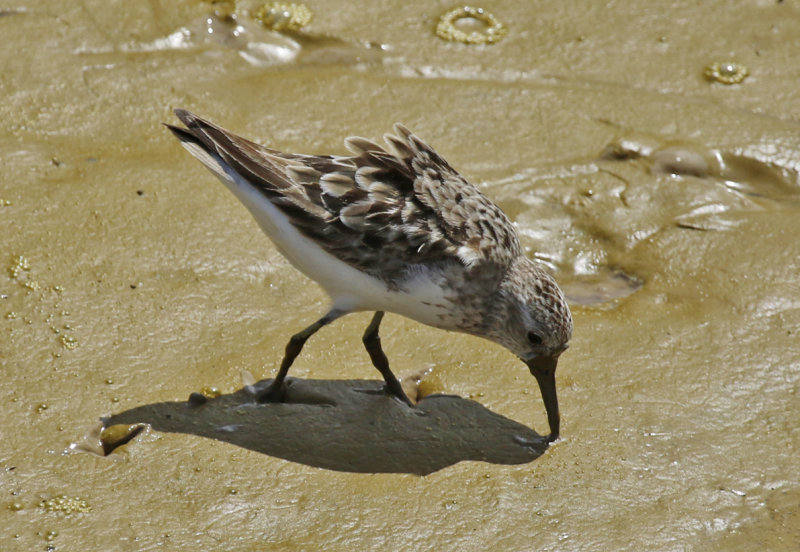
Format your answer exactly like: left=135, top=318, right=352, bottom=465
left=96, top=378, right=550, bottom=476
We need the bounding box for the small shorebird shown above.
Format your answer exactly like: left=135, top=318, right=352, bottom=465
left=166, top=110, right=572, bottom=442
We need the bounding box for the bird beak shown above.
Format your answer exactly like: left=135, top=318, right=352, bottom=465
left=526, top=355, right=560, bottom=443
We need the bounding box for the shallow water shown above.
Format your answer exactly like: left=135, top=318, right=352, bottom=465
left=2, top=1, right=799, bottom=550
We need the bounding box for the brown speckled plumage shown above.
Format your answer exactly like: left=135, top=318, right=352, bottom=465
left=166, top=109, right=573, bottom=441
left=168, top=112, right=519, bottom=285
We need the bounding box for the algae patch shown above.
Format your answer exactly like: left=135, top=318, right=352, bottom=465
left=39, top=495, right=91, bottom=515
left=704, top=61, right=749, bottom=85
left=435, top=6, right=507, bottom=45
left=255, top=2, right=313, bottom=31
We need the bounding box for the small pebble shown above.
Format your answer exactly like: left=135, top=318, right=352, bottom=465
left=188, top=392, right=208, bottom=407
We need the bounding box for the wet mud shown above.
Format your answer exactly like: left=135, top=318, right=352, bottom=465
left=2, top=1, right=799, bottom=550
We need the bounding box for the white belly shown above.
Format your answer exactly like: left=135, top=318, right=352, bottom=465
left=193, top=146, right=452, bottom=327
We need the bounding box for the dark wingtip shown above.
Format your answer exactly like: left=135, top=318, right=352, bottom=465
left=165, top=109, right=211, bottom=142
left=162, top=108, right=195, bottom=141
left=173, top=108, right=195, bottom=125
left=169, top=109, right=223, bottom=138
left=163, top=121, right=194, bottom=142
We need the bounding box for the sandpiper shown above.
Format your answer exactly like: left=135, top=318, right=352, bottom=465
left=166, top=110, right=573, bottom=442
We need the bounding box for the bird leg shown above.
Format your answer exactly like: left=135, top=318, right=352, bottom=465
left=255, top=309, right=343, bottom=403
left=362, top=311, right=414, bottom=406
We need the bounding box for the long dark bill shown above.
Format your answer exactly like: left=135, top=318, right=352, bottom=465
left=527, top=355, right=560, bottom=443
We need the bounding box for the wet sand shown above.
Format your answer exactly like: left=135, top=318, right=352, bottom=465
left=2, top=1, right=799, bottom=549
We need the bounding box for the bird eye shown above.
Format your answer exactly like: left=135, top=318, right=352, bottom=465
left=527, top=332, right=543, bottom=345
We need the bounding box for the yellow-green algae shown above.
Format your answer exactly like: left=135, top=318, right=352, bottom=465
left=200, top=385, right=223, bottom=398
left=435, top=6, right=507, bottom=45
left=255, top=2, right=312, bottom=31
left=59, top=334, right=78, bottom=350
left=704, top=61, right=749, bottom=84
left=39, top=495, right=92, bottom=515
left=8, top=255, right=30, bottom=279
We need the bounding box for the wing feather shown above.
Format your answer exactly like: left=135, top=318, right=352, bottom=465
left=167, top=110, right=520, bottom=283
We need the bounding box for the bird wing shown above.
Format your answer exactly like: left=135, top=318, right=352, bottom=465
left=167, top=109, right=521, bottom=282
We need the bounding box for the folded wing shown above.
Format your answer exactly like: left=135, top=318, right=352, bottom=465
left=166, top=109, right=521, bottom=282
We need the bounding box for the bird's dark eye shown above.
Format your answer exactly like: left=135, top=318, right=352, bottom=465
left=527, top=332, right=543, bottom=345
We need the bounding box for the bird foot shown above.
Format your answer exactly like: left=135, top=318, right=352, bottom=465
left=354, top=384, right=416, bottom=408
left=251, top=380, right=288, bottom=404
left=512, top=434, right=551, bottom=450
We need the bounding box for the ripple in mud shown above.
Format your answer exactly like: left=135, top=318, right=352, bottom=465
left=561, top=271, right=642, bottom=306
left=491, top=128, right=799, bottom=307
left=599, top=130, right=800, bottom=204
left=89, top=10, right=386, bottom=68
left=715, top=151, right=800, bottom=202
